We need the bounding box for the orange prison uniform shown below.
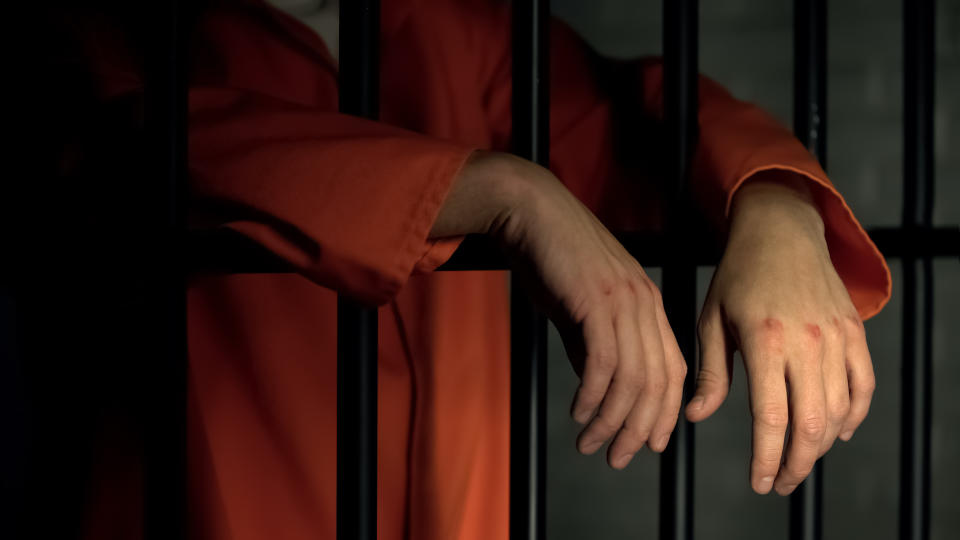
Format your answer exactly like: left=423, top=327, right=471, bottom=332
left=74, top=0, right=892, bottom=538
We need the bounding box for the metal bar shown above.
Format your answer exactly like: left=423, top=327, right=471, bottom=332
left=187, top=226, right=958, bottom=275
left=900, top=0, right=935, bottom=538
left=337, top=1, right=380, bottom=539
left=659, top=1, right=698, bottom=540
left=510, top=1, right=549, bottom=538
left=790, top=1, right=826, bottom=538
left=142, top=1, right=188, bottom=538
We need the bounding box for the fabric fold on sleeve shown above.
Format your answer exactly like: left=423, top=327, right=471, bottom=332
left=189, top=87, right=472, bottom=305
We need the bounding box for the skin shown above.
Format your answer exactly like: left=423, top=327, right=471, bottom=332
left=689, top=170, right=875, bottom=495
left=431, top=152, right=875, bottom=494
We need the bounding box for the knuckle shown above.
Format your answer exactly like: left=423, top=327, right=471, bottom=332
left=645, top=374, right=668, bottom=397
left=619, top=421, right=649, bottom=444
left=695, top=366, right=724, bottom=386
left=595, top=277, right=617, bottom=299
left=592, top=411, right=623, bottom=435
left=646, top=280, right=663, bottom=302
left=858, top=374, right=877, bottom=395
left=673, top=361, right=688, bottom=383
left=613, top=278, right=634, bottom=298
left=589, top=350, right=618, bottom=372
left=627, top=372, right=647, bottom=394
left=844, top=315, right=865, bottom=337
left=755, top=407, right=790, bottom=430
left=827, top=318, right=842, bottom=335
left=799, top=414, right=827, bottom=439
left=576, top=386, right=604, bottom=406
left=828, top=399, right=851, bottom=421
left=787, top=460, right=815, bottom=479
left=754, top=453, right=781, bottom=470
left=632, top=276, right=660, bottom=302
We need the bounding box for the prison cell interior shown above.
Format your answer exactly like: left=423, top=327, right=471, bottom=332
left=139, top=0, right=960, bottom=539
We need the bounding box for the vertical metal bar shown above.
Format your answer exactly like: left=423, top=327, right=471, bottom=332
left=660, top=1, right=698, bottom=540
left=790, top=1, right=826, bottom=539
left=338, top=2, right=380, bottom=539
left=143, top=0, right=188, bottom=538
left=510, top=1, right=549, bottom=539
left=793, top=0, right=828, bottom=163
left=900, top=0, right=934, bottom=539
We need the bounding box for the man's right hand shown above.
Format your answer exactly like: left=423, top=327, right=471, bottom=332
left=432, top=151, right=686, bottom=469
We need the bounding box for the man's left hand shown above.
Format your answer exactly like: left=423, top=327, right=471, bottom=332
left=685, top=172, right=876, bottom=496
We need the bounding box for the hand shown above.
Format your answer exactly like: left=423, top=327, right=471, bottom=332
left=685, top=172, right=876, bottom=495
left=434, top=151, right=687, bottom=468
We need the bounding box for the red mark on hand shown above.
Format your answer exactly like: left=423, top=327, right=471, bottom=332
left=805, top=323, right=822, bottom=339
left=763, top=317, right=783, bottom=332
left=760, top=318, right=786, bottom=352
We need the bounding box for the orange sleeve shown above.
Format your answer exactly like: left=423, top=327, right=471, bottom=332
left=189, top=87, right=473, bottom=305
left=480, top=15, right=890, bottom=319
left=61, top=5, right=474, bottom=307
left=630, top=59, right=891, bottom=319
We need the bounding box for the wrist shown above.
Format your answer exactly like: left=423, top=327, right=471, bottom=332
left=470, top=152, right=557, bottom=249
left=431, top=150, right=525, bottom=238
left=729, top=170, right=825, bottom=238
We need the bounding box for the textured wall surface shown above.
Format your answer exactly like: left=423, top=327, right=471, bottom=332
left=546, top=1, right=959, bottom=539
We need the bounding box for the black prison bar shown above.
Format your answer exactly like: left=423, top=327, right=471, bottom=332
left=143, top=0, right=188, bottom=538
left=901, top=0, right=935, bottom=538
left=188, top=227, right=958, bottom=276
left=659, top=1, right=699, bottom=540
left=510, top=1, right=550, bottom=539
left=337, top=1, right=381, bottom=539
left=790, top=0, right=826, bottom=538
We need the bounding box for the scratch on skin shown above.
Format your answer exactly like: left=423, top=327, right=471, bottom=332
left=805, top=323, right=822, bottom=340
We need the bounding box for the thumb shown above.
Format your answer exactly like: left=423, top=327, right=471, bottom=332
left=686, top=303, right=734, bottom=422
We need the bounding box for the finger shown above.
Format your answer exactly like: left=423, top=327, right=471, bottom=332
left=775, top=342, right=827, bottom=496
left=820, top=320, right=849, bottom=456
left=743, top=320, right=789, bottom=495
left=577, top=303, right=644, bottom=456
left=686, top=302, right=733, bottom=422
left=647, top=290, right=685, bottom=453
left=571, top=311, right=618, bottom=424
left=839, top=316, right=875, bottom=441
left=606, top=287, right=669, bottom=467
left=746, top=372, right=789, bottom=494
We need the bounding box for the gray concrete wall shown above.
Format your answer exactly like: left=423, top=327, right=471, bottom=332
left=546, top=1, right=959, bottom=538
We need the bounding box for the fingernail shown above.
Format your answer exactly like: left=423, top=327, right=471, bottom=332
left=840, top=430, right=854, bottom=441
left=656, top=434, right=671, bottom=451
left=758, top=476, right=774, bottom=493
left=573, top=407, right=593, bottom=424
left=614, top=452, right=635, bottom=469
left=580, top=439, right=603, bottom=455
left=689, top=396, right=705, bottom=412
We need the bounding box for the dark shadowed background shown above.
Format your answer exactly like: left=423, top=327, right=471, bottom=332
left=545, top=1, right=958, bottom=539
